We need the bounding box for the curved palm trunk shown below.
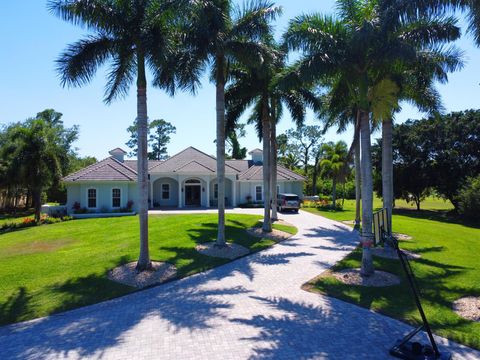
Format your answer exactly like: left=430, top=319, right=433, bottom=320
left=270, top=112, right=278, bottom=221
left=359, top=109, right=374, bottom=276
left=262, top=100, right=272, bottom=232
left=215, top=54, right=226, bottom=245
left=382, top=117, right=394, bottom=243
left=354, top=132, right=361, bottom=229
left=135, top=52, right=151, bottom=271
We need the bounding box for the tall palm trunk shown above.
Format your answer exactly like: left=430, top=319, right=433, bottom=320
left=382, top=117, right=394, bottom=240
left=262, top=99, right=272, bottom=232
left=359, top=109, right=374, bottom=276
left=270, top=107, right=278, bottom=221
left=215, top=53, right=226, bottom=245
left=136, top=51, right=151, bottom=271
left=332, top=176, right=337, bottom=209
left=354, top=132, right=361, bottom=229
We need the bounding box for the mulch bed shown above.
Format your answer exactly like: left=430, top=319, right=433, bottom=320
left=330, top=268, right=401, bottom=287
left=195, top=242, right=250, bottom=259
left=108, top=261, right=177, bottom=288
left=246, top=227, right=293, bottom=242
left=453, top=297, right=480, bottom=322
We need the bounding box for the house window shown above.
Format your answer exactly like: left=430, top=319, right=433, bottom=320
left=255, top=185, right=262, bottom=202
left=87, top=188, right=96, bottom=208
left=214, top=183, right=218, bottom=199
left=112, top=188, right=121, bottom=208
left=162, top=184, right=170, bottom=200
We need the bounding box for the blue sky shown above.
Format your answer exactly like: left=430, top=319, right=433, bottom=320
left=1, top=1, right=479, bottom=160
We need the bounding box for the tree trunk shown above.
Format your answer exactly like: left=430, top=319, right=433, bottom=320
left=270, top=109, right=278, bottom=221
left=216, top=53, right=226, bottom=245
left=354, top=124, right=361, bottom=229
left=262, top=99, right=272, bottom=232
left=332, top=176, right=337, bottom=209
left=33, top=187, right=42, bottom=223
left=359, top=109, right=374, bottom=276
left=135, top=51, right=151, bottom=272
left=304, top=149, right=309, bottom=176
left=382, top=117, right=394, bottom=236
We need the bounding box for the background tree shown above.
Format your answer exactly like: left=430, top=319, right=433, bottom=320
left=50, top=0, right=199, bottom=271
left=285, top=125, right=323, bottom=178
left=320, top=141, right=348, bottom=208
left=126, top=119, right=176, bottom=160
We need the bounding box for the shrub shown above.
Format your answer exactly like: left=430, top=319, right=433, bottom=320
left=126, top=200, right=134, bottom=210
left=72, top=201, right=81, bottom=211
left=458, top=176, right=480, bottom=220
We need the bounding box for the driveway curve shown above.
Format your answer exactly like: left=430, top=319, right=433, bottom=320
left=0, top=209, right=478, bottom=359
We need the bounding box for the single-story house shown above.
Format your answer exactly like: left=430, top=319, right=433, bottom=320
left=63, top=147, right=305, bottom=213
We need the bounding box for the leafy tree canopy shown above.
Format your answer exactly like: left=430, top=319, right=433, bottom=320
left=126, top=119, right=176, bottom=160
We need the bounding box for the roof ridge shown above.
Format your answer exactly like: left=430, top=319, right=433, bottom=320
left=148, top=147, right=193, bottom=171
left=106, top=160, right=137, bottom=180
left=106, top=163, right=136, bottom=181
left=110, top=156, right=138, bottom=175
left=173, top=159, right=215, bottom=173
left=186, top=146, right=240, bottom=172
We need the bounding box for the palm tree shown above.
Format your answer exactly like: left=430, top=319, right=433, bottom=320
left=4, top=119, right=64, bottom=222
left=320, top=141, right=348, bottom=209
left=282, top=152, right=300, bottom=170
left=226, top=43, right=319, bottom=231
left=189, top=0, right=281, bottom=240
left=50, top=0, right=199, bottom=271
left=285, top=0, right=462, bottom=275
left=392, top=0, right=479, bottom=46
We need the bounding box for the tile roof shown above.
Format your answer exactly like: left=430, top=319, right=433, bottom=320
left=63, top=147, right=305, bottom=182
left=149, top=147, right=239, bottom=175
left=237, top=164, right=306, bottom=181
left=63, top=157, right=137, bottom=182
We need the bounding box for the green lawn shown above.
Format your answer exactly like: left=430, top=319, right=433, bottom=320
left=303, top=198, right=480, bottom=350
left=0, top=213, right=296, bottom=326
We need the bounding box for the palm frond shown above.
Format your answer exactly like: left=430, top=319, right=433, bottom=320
left=56, top=33, right=114, bottom=88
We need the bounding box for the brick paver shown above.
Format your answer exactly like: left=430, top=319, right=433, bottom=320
left=0, top=209, right=478, bottom=359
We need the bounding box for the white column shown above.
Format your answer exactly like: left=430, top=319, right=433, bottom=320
left=178, top=176, right=183, bottom=208
left=205, top=178, right=210, bottom=208
left=232, top=179, right=237, bottom=207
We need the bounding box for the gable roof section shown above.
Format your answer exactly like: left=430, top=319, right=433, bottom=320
left=123, top=160, right=163, bottom=170
left=149, top=147, right=239, bottom=175
left=63, top=157, right=137, bottom=182
left=174, top=160, right=216, bottom=173
left=238, top=164, right=305, bottom=181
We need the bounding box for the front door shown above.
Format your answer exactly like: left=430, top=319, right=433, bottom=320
left=185, top=185, right=201, bottom=206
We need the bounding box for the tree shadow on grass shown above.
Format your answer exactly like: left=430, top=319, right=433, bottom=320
left=0, top=288, right=33, bottom=326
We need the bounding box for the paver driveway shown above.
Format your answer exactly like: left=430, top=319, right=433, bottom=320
left=0, top=209, right=478, bottom=359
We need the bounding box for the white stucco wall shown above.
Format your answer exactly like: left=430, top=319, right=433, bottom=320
left=153, top=177, right=179, bottom=207
left=65, top=182, right=136, bottom=213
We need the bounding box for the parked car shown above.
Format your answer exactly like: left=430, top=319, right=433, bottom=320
left=277, top=193, right=300, bottom=213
